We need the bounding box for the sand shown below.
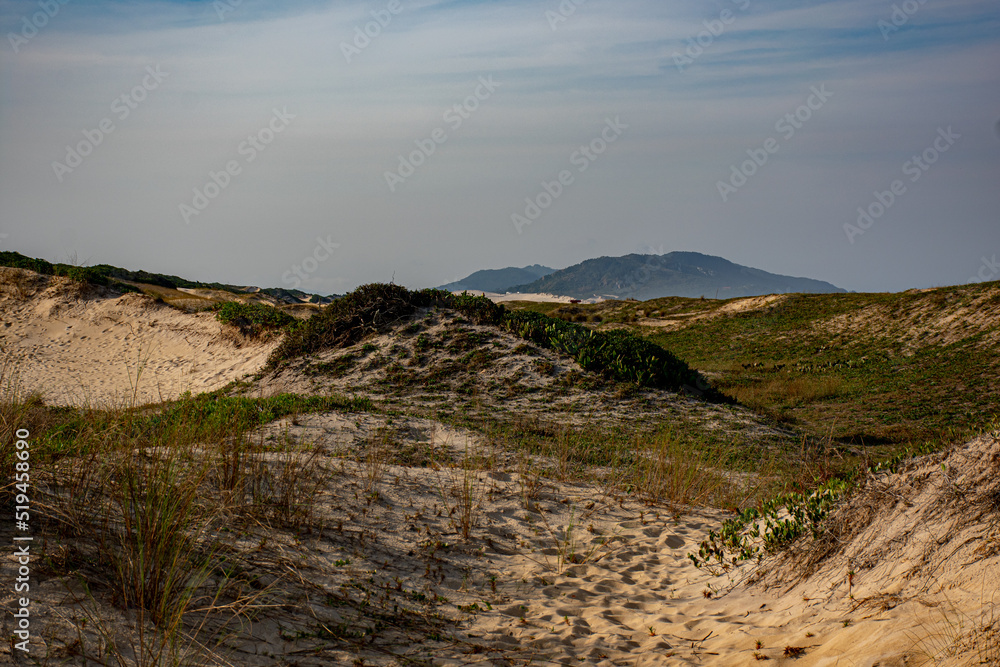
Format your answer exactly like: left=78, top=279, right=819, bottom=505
left=2, top=267, right=996, bottom=665
left=8, top=410, right=995, bottom=665
left=455, top=290, right=611, bottom=305
left=0, top=268, right=279, bottom=406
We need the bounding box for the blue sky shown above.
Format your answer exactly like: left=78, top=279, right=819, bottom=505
left=1, top=0, right=998, bottom=294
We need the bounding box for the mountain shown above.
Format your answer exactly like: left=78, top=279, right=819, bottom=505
left=439, top=264, right=555, bottom=293
left=506, top=252, right=845, bottom=300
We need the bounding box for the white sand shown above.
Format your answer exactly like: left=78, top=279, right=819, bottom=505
left=1, top=267, right=996, bottom=665
left=454, top=290, right=611, bottom=304
left=0, top=268, right=278, bottom=406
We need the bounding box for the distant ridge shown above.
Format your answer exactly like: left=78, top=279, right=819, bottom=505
left=506, top=252, right=845, bottom=300
left=0, top=251, right=338, bottom=305
left=439, top=264, right=554, bottom=293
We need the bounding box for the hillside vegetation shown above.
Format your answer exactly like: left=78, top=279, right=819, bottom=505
left=512, top=282, right=1000, bottom=447
left=2, top=258, right=997, bottom=665
left=0, top=250, right=333, bottom=311
left=266, top=283, right=722, bottom=399
left=507, top=251, right=846, bottom=300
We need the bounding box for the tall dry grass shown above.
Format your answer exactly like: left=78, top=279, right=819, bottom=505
left=0, top=363, right=333, bottom=665
left=729, top=376, right=843, bottom=409
left=628, top=430, right=778, bottom=510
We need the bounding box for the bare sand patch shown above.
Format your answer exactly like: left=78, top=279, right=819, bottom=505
left=7, top=408, right=995, bottom=664
left=0, top=268, right=278, bottom=406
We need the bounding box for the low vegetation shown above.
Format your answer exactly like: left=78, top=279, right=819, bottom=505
left=511, top=282, right=1000, bottom=447
left=268, top=283, right=725, bottom=399
left=211, top=300, right=297, bottom=337
left=0, top=250, right=332, bottom=304
left=3, top=257, right=997, bottom=663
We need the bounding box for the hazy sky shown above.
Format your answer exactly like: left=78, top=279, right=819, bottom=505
left=1, top=0, right=998, bottom=295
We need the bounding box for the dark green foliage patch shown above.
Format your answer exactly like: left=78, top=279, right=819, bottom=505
left=212, top=300, right=296, bottom=337
left=267, top=284, right=725, bottom=401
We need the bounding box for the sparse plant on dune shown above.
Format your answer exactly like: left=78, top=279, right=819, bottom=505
left=212, top=300, right=297, bottom=338
left=516, top=451, right=544, bottom=510
left=688, top=478, right=848, bottom=572
left=451, top=441, right=487, bottom=540
left=907, top=585, right=1000, bottom=666
left=533, top=503, right=613, bottom=574
left=631, top=430, right=754, bottom=509
left=363, top=427, right=392, bottom=500
left=265, top=283, right=726, bottom=401
left=124, top=333, right=156, bottom=409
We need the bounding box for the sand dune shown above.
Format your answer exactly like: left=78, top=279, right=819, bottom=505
left=0, top=268, right=278, bottom=406
left=2, top=267, right=996, bottom=665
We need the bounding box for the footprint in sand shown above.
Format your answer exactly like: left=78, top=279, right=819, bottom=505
left=615, top=639, right=642, bottom=652
left=664, top=534, right=685, bottom=549
left=502, top=604, right=529, bottom=618
left=599, top=610, right=626, bottom=627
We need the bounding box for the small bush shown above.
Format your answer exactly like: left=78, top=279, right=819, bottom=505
left=688, top=479, right=849, bottom=571
left=53, top=264, right=110, bottom=286
left=212, top=301, right=296, bottom=337
left=266, top=284, right=727, bottom=401
left=0, top=251, right=55, bottom=275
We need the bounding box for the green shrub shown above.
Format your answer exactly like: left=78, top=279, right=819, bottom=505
left=0, top=251, right=116, bottom=290
left=0, top=251, right=55, bottom=275
left=688, top=479, right=849, bottom=571
left=266, top=284, right=726, bottom=401
left=212, top=301, right=296, bottom=337
left=109, top=281, right=145, bottom=295
left=53, top=264, right=110, bottom=286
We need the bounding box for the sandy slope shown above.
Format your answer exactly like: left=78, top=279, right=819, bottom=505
left=0, top=268, right=278, bottom=405
left=7, top=410, right=994, bottom=666
left=1, top=269, right=996, bottom=665
left=456, top=290, right=611, bottom=304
